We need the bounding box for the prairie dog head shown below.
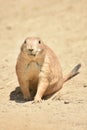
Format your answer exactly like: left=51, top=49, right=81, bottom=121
left=21, top=37, right=45, bottom=56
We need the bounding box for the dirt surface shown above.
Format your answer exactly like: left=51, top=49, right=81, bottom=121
left=0, top=0, right=87, bottom=130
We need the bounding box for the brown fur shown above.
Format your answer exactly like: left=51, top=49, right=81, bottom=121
left=16, top=37, right=81, bottom=102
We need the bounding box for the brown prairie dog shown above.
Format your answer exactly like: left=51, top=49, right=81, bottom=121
left=16, top=37, right=81, bottom=102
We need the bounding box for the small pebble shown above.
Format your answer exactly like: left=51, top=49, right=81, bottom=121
left=6, top=26, right=12, bottom=30
left=64, top=101, right=70, bottom=104
left=5, top=59, right=8, bottom=62
left=83, top=85, right=87, bottom=88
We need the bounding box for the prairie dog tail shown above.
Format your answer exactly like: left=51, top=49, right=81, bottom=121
left=63, top=63, right=81, bottom=83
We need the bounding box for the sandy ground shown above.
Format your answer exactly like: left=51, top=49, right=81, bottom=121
left=0, top=0, right=87, bottom=130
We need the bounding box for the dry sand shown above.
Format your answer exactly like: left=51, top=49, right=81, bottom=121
left=0, top=0, right=87, bottom=130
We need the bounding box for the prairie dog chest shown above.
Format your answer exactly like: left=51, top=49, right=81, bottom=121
left=26, top=61, right=41, bottom=79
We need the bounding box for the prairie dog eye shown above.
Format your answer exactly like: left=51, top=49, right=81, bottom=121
left=38, top=40, right=41, bottom=44
left=24, top=40, right=26, bottom=44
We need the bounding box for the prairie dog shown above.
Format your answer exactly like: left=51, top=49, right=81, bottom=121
left=16, top=37, right=81, bottom=102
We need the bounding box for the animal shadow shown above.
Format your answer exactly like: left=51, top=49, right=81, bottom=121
left=10, top=87, right=26, bottom=103
left=10, top=87, right=53, bottom=103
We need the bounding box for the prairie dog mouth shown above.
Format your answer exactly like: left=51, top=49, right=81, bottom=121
left=27, top=52, right=36, bottom=56
left=30, top=53, right=36, bottom=56
left=27, top=51, right=37, bottom=56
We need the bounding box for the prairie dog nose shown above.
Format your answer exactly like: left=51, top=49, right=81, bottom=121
left=28, top=49, right=33, bottom=51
